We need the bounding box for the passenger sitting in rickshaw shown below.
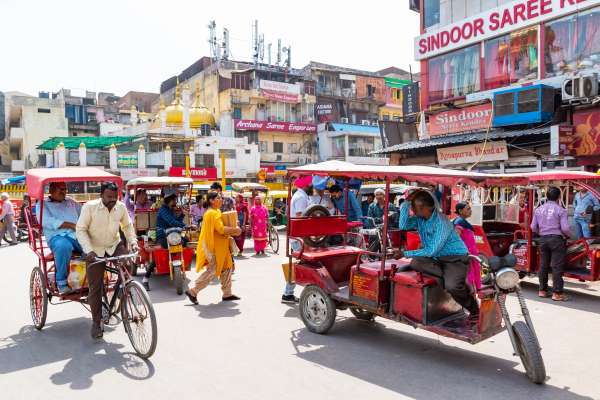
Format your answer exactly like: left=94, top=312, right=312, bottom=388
left=367, top=188, right=397, bottom=228
left=191, top=194, right=206, bottom=226
left=37, top=182, right=83, bottom=295
left=396, top=190, right=480, bottom=321
left=309, top=176, right=335, bottom=215
left=125, top=188, right=152, bottom=221
left=273, top=197, right=285, bottom=225
left=329, top=184, right=363, bottom=222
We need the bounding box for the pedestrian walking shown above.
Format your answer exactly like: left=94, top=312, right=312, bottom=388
left=0, top=192, right=17, bottom=246
left=185, top=191, right=242, bottom=304
left=250, top=196, right=268, bottom=255
left=235, top=194, right=248, bottom=254
left=531, top=186, right=571, bottom=301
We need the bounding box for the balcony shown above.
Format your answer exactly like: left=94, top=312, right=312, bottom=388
left=9, top=127, right=24, bottom=145
left=260, top=153, right=312, bottom=165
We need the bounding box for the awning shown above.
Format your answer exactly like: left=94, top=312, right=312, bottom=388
left=373, top=126, right=550, bottom=154
left=38, top=136, right=141, bottom=150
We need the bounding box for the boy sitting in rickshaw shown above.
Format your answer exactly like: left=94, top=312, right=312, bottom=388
left=395, top=190, right=480, bottom=322
left=37, top=182, right=83, bottom=295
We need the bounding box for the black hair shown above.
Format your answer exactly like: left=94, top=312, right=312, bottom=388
left=413, top=190, right=435, bottom=208
left=210, top=182, right=223, bottom=191
left=204, top=190, right=220, bottom=208
left=455, top=201, right=469, bottom=215
left=547, top=186, right=561, bottom=202
left=100, top=182, right=119, bottom=194
left=329, top=184, right=342, bottom=193
left=195, top=194, right=203, bottom=203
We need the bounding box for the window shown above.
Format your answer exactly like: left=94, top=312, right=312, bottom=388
left=197, top=154, right=215, bottom=167
left=235, top=130, right=258, bottom=144
left=348, top=136, right=375, bottom=157
left=245, top=149, right=251, bottom=154
left=219, top=149, right=236, bottom=159
left=484, top=27, right=538, bottom=90
left=428, top=45, right=480, bottom=103
left=231, top=72, right=250, bottom=90
left=545, top=7, right=600, bottom=78
left=382, top=113, right=390, bottom=121
left=273, top=142, right=284, bottom=153
left=37, top=108, right=51, bottom=113
left=332, top=137, right=345, bottom=158
left=367, top=84, right=376, bottom=97
left=259, top=141, right=268, bottom=152
left=424, top=0, right=440, bottom=28
left=288, top=143, right=298, bottom=153
left=233, top=107, right=242, bottom=120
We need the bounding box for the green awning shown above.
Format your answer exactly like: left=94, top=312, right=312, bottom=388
left=37, top=136, right=141, bottom=150
left=384, top=77, right=412, bottom=89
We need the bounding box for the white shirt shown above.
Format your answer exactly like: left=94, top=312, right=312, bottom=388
left=309, top=194, right=335, bottom=215
left=291, top=188, right=309, bottom=217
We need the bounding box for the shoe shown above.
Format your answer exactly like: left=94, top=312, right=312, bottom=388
left=185, top=290, right=198, bottom=305
left=281, top=294, right=299, bottom=304
left=90, top=322, right=103, bottom=339
left=9, top=242, right=17, bottom=246
left=58, top=286, right=73, bottom=296
left=552, top=293, right=569, bottom=302
left=222, top=295, right=241, bottom=301
left=538, top=290, right=551, bottom=298
left=142, top=281, right=150, bottom=291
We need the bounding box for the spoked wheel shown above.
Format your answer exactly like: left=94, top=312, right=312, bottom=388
left=299, top=285, right=336, bottom=334
left=268, top=224, right=280, bottom=254
left=302, top=205, right=331, bottom=247
left=174, top=266, right=184, bottom=295
left=121, top=280, right=157, bottom=359
left=350, top=307, right=375, bottom=321
left=29, top=267, right=48, bottom=330
left=513, top=321, right=546, bottom=384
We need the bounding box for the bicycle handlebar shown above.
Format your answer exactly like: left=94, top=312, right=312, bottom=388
left=88, top=252, right=138, bottom=267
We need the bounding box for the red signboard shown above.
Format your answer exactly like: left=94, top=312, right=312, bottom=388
left=234, top=119, right=317, bottom=133
left=261, top=89, right=299, bottom=104
left=572, top=110, right=600, bottom=156
left=260, top=165, right=275, bottom=173
left=428, top=104, right=493, bottom=137
left=169, top=167, right=218, bottom=179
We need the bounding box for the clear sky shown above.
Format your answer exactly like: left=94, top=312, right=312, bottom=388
left=0, top=0, right=420, bottom=97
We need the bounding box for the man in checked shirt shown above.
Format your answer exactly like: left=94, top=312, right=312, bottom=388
left=396, top=190, right=479, bottom=321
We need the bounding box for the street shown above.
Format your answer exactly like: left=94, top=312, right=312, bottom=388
left=1, top=237, right=599, bottom=400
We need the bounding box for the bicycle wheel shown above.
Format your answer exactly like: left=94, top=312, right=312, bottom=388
left=121, top=280, right=157, bottom=359
left=29, top=267, right=48, bottom=330
left=268, top=224, right=279, bottom=254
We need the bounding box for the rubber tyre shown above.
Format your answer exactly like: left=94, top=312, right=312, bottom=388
left=268, top=224, right=280, bottom=254
left=29, top=267, right=48, bottom=330
left=174, top=266, right=184, bottom=295
left=121, top=280, right=158, bottom=359
left=350, top=307, right=375, bottom=321
left=299, top=285, right=336, bottom=334
left=302, top=204, right=331, bottom=248
left=513, top=321, right=546, bottom=384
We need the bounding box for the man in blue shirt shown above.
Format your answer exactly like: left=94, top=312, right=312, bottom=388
left=397, top=190, right=479, bottom=319
left=367, top=188, right=397, bottom=227
left=37, top=182, right=82, bottom=294
left=573, top=188, right=600, bottom=239
left=329, top=184, right=363, bottom=222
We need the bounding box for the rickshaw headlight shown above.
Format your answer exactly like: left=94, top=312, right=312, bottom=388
left=167, top=232, right=182, bottom=246
left=495, top=267, right=519, bottom=290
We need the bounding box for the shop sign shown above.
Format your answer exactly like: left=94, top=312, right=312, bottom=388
left=415, top=0, right=600, bottom=60
left=437, top=140, right=508, bottom=166
left=274, top=165, right=287, bottom=176
left=120, top=168, right=158, bottom=181
left=169, top=167, right=218, bottom=179
left=257, top=169, right=267, bottom=181
left=550, top=125, right=575, bottom=155
left=117, top=153, right=138, bottom=168
left=259, top=80, right=301, bottom=94
left=261, top=89, right=299, bottom=103
left=315, top=103, right=333, bottom=116
left=570, top=110, right=600, bottom=156
left=234, top=119, right=317, bottom=133
left=402, top=82, right=420, bottom=118
left=260, top=165, right=275, bottom=173
left=428, top=104, right=493, bottom=137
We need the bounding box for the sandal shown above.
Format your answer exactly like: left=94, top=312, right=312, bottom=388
left=185, top=290, right=198, bottom=305
left=552, top=293, right=569, bottom=302
left=538, top=291, right=551, bottom=298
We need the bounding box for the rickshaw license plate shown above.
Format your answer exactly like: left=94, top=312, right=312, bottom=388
left=170, top=244, right=183, bottom=253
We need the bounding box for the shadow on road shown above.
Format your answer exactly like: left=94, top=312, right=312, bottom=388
left=193, top=301, right=241, bottom=319
left=519, top=281, right=600, bottom=315
left=290, top=318, right=593, bottom=400
left=0, top=318, right=154, bottom=389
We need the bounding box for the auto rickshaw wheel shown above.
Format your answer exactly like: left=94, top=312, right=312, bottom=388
left=299, top=285, right=336, bottom=334
left=302, top=205, right=331, bottom=248
left=268, top=224, right=279, bottom=254
left=121, top=280, right=158, bottom=359
left=512, top=321, right=546, bottom=384
left=174, top=266, right=184, bottom=295
left=29, top=267, right=48, bottom=330
left=350, top=307, right=375, bottom=321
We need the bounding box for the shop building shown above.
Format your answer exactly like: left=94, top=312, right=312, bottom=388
left=377, top=0, right=600, bottom=171
left=318, top=122, right=389, bottom=166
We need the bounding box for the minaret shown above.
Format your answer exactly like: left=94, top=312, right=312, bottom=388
left=182, top=83, right=192, bottom=136
left=159, top=97, right=166, bottom=129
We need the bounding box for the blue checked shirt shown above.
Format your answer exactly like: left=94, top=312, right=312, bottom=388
left=398, top=201, right=468, bottom=258
left=573, top=191, right=600, bottom=222
left=36, top=197, right=81, bottom=242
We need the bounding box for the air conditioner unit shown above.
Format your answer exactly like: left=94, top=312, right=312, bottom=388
left=493, top=84, right=554, bottom=127
left=361, top=120, right=370, bottom=125
left=340, top=117, right=349, bottom=123
left=562, top=73, right=599, bottom=102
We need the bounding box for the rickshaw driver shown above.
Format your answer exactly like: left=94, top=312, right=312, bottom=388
left=368, top=188, right=397, bottom=227
left=395, top=190, right=480, bottom=321
left=37, top=182, right=83, bottom=295
left=76, top=182, right=138, bottom=339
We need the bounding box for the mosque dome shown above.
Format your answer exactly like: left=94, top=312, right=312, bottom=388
left=189, top=83, right=215, bottom=129
left=165, top=82, right=184, bottom=127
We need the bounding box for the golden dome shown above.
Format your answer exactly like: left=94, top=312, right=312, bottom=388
left=189, top=82, right=215, bottom=129
left=165, top=81, right=184, bottom=127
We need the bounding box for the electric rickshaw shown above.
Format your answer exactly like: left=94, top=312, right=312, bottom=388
left=285, top=160, right=546, bottom=384
left=265, top=190, right=288, bottom=226
left=127, top=176, right=195, bottom=295
left=24, top=167, right=157, bottom=358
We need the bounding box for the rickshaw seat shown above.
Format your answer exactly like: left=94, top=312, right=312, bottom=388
left=298, top=246, right=362, bottom=262
left=352, top=259, right=412, bottom=277
left=392, top=270, right=439, bottom=288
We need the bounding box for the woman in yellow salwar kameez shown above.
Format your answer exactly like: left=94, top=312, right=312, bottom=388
left=185, top=191, right=242, bottom=304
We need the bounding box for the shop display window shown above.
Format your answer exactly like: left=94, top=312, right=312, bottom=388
left=545, top=6, right=600, bottom=78
left=428, top=45, right=480, bottom=103
left=348, top=136, right=375, bottom=157
left=484, top=27, right=538, bottom=90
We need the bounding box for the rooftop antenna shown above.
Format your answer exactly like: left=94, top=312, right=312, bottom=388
left=267, top=43, right=272, bottom=65
left=276, top=39, right=282, bottom=66
left=283, top=45, right=291, bottom=68
left=222, top=28, right=230, bottom=61
left=208, top=20, right=221, bottom=62
left=252, top=20, right=259, bottom=67
left=259, top=33, right=265, bottom=63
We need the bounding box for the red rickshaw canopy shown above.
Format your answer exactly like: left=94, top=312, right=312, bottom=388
left=26, top=167, right=123, bottom=199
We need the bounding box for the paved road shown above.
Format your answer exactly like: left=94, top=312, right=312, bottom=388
left=1, top=238, right=599, bottom=400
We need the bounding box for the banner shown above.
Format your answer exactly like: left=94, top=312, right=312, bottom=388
left=234, top=119, right=317, bottom=133
left=571, top=110, right=600, bottom=156
left=428, top=104, right=493, bottom=137
left=402, top=82, right=420, bottom=119
left=169, top=167, right=218, bottom=179
left=120, top=168, right=158, bottom=181
left=117, top=153, right=138, bottom=168
left=261, top=89, right=299, bottom=103
left=437, top=140, right=508, bottom=166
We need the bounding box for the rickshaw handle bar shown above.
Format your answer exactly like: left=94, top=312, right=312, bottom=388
left=88, top=252, right=139, bottom=267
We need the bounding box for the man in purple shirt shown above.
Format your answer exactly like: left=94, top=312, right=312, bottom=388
left=531, top=186, right=570, bottom=301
